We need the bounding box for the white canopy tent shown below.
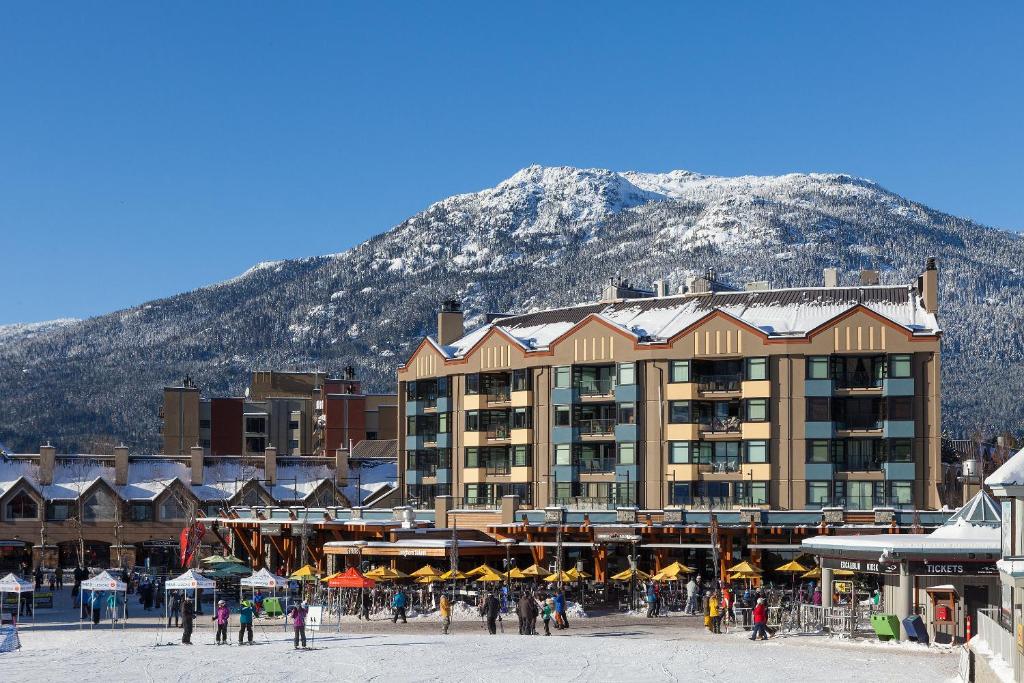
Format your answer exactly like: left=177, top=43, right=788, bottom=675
left=164, top=569, right=217, bottom=630
left=79, top=571, right=127, bottom=630
left=0, top=573, right=35, bottom=627
left=238, top=568, right=289, bottom=615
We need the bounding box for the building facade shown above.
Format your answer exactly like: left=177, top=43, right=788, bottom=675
left=161, top=370, right=397, bottom=457
left=399, top=263, right=943, bottom=512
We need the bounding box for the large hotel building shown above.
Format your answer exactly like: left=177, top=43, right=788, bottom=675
left=399, top=262, right=942, bottom=512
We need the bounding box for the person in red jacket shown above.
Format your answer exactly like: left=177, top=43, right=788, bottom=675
left=750, top=597, right=769, bottom=641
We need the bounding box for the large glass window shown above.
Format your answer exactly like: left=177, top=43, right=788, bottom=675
left=617, top=362, right=636, bottom=386
left=669, top=482, right=692, bottom=505
left=888, top=354, right=912, bottom=379
left=807, top=356, right=830, bottom=380
left=553, top=405, right=571, bottom=427
left=617, top=402, right=636, bottom=425
left=83, top=488, right=117, bottom=520
left=806, top=397, right=831, bottom=421
left=669, top=360, right=690, bottom=383
left=554, top=444, right=572, bottom=466
left=887, top=397, right=913, bottom=421
left=438, top=412, right=450, bottom=434
left=512, top=369, right=532, bottom=392
left=617, top=442, right=635, bottom=465
left=46, top=501, right=74, bottom=521
left=669, top=401, right=692, bottom=423
left=159, top=496, right=188, bottom=521
left=745, top=398, right=768, bottom=422
left=745, top=440, right=769, bottom=463
left=512, top=445, right=532, bottom=467
left=5, top=491, right=38, bottom=519
left=806, top=440, right=831, bottom=463
left=245, top=416, right=266, bottom=433
left=129, top=502, right=153, bottom=522
left=669, top=441, right=691, bottom=464
left=888, top=439, right=913, bottom=462
left=745, top=357, right=768, bottom=381
left=553, top=366, right=571, bottom=389
left=512, top=407, right=532, bottom=429
left=735, top=481, right=768, bottom=505
left=806, top=481, right=831, bottom=508
left=887, top=481, right=913, bottom=507
left=465, top=373, right=481, bottom=395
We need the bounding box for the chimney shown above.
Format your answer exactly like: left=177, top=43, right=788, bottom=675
left=39, top=443, right=55, bottom=486
left=823, top=268, right=838, bottom=288
left=189, top=445, right=204, bottom=486
left=114, top=444, right=129, bottom=486
left=918, top=257, right=938, bottom=314
left=264, top=444, right=277, bottom=486
left=859, top=269, right=880, bottom=286
left=744, top=281, right=770, bottom=291
left=437, top=300, right=464, bottom=346
left=653, top=279, right=666, bottom=298
left=334, top=448, right=349, bottom=485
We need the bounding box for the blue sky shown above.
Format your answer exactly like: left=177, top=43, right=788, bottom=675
left=1, top=2, right=1021, bottom=324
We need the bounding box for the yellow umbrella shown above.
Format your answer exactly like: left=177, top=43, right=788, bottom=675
left=729, top=571, right=762, bottom=581
left=466, top=563, right=500, bottom=577
left=414, top=575, right=440, bottom=584
left=801, top=567, right=854, bottom=579
left=439, top=569, right=468, bottom=581
left=726, top=561, right=762, bottom=575
left=543, top=570, right=574, bottom=583
left=519, top=564, right=548, bottom=578
left=656, top=561, right=695, bottom=579
left=365, top=566, right=409, bottom=581
left=319, top=571, right=343, bottom=583
left=610, top=568, right=651, bottom=581
left=289, top=564, right=320, bottom=580
left=775, top=560, right=808, bottom=574
left=566, top=568, right=592, bottom=580
left=652, top=570, right=682, bottom=582
left=410, top=565, right=442, bottom=578
left=475, top=571, right=504, bottom=583
left=503, top=567, right=527, bottom=580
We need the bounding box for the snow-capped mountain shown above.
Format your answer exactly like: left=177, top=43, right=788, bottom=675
left=1, top=165, right=1022, bottom=452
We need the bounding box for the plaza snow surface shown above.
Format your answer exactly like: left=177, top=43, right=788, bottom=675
left=5, top=621, right=957, bottom=682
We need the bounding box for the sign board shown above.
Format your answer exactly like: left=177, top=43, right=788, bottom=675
left=908, top=560, right=998, bottom=576
left=833, top=580, right=853, bottom=594
left=143, top=539, right=179, bottom=548
left=820, top=557, right=899, bottom=574
left=306, top=606, right=323, bottom=632
left=262, top=524, right=283, bottom=536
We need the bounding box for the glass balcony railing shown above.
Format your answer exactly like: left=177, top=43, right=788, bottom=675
left=696, top=374, right=743, bottom=392
left=578, top=418, right=616, bottom=436
left=577, top=457, right=616, bottom=473
left=699, top=417, right=742, bottom=433
left=486, top=385, right=511, bottom=403
left=486, top=424, right=511, bottom=440
left=576, top=379, right=615, bottom=396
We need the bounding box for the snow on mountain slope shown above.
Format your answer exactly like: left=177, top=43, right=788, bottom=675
left=1, top=165, right=1022, bottom=452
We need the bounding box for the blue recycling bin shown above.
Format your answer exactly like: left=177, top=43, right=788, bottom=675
left=902, top=615, right=929, bottom=644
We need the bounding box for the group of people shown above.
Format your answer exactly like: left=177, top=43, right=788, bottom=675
left=477, top=590, right=569, bottom=636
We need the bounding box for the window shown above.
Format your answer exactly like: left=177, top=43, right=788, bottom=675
left=745, top=440, right=769, bottom=463
left=199, top=419, right=211, bottom=429
left=554, top=444, right=572, bottom=466
left=245, top=416, right=266, bottom=433
left=887, top=481, right=913, bottom=507
left=129, top=502, right=153, bottom=521
left=82, top=488, right=116, bottom=520
left=553, top=366, right=571, bottom=389
left=617, top=362, right=636, bottom=386
left=553, top=405, right=571, bottom=427
left=888, top=439, right=913, bottom=462
left=806, top=397, right=831, bottom=421
left=745, top=357, right=768, bottom=381
left=669, top=441, right=691, bottom=464
left=837, top=439, right=883, bottom=470
left=887, top=397, right=913, bottom=421
left=512, top=369, right=532, bottom=392
left=512, top=408, right=532, bottom=429
left=807, top=440, right=831, bottom=463
left=159, top=496, right=187, bottom=521
left=888, top=354, right=912, bottom=379
left=288, top=420, right=300, bottom=430
left=669, top=482, right=692, bottom=505
left=669, top=360, right=690, bottom=383
left=465, top=448, right=480, bottom=468
left=245, top=436, right=266, bottom=453
left=47, top=501, right=74, bottom=521
left=669, top=401, right=692, bottom=423
left=617, top=402, right=636, bottom=425
left=613, top=483, right=637, bottom=506
left=806, top=481, right=831, bottom=508
left=745, top=398, right=768, bottom=422
left=709, top=441, right=741, bottom=472
left=512, top=445, right=532, bottom=467
left=465, top=411, right=480, bottom=432
left=465, top=373, right=481, bottom=395
left=288, top=439, right=299, bottom=450
left=617, top=442, right=635, bottom=465
left=5, top=491, right=38, bottom=519
left=807, top=356, right=830, bottom=380
left=735, top=481, right=768, bottom=505
left=553, top=482, right=578, bottom=504
left=438, top=412, right=449, bottom=434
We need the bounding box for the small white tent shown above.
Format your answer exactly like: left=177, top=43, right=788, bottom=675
left=238, top=568, right=288, bottom=612
left=79, top=571, right=127, bottom=630
left=164, top=569, right=217, bottom=629
left=0, top=573, right=34, bottom=626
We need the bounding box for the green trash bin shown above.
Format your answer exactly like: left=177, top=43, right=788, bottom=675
left=870, top=613, right=901, bottom=641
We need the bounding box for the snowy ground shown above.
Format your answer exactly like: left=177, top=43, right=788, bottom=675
left=3, top=589, right=960, bottom=682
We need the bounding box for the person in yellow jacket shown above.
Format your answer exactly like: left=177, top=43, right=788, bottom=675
left=440, top=594, right=452, bottom=635
left=709, top=591, right=722, bottom=634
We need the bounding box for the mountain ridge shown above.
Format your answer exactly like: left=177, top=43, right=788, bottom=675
left=1, top=165, right=1022, bottom=452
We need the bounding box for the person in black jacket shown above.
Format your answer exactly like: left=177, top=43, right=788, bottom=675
left=181, top=597, right=195, bottom=644
left=516, top=593, right=533, bottom=635
left=481, top=592, right=500, bottom=635
left=359, top=590, right=372, bottom=620
left=168, top=592, right=182, bottom=627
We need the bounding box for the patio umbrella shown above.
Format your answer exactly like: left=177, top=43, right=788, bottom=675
left=223, top=555, right=245, bottom=564
left=414, top=575, right=440, bottom=584
left=726, top=561, right=762, bottom=575
left=439, top=569, right=468, bottom=581
left=475, top=571, right=504, bottom=583
left=365, top=567, right=410, bottom=581
left=214, top=563, right=252, bottom=577
left=410, top=565, right=442, bottom=578
left=200, top=555, right=228, bottom=565
left=775, top=560, right=808, bottom=574
left=320, top=572, right=343, bottom=583
left=654, top=562, right=694, bottom=579
left=519, top=564, right=548, bottom=578
left=503, top=567, right=527, bottom=580
left=289, top=565, right=320, bottom=581
left=466, top=563, right=500, bottom=577
left=566, top=568, right=591, bottom=581
left=801, top=567, right=854, bottom=580
left=610, top=568, right=651, bottom=581
left=543, top=570, right=574, bottom=583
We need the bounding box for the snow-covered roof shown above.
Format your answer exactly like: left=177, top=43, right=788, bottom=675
left=986, top=446, right=1024, bottom=488
left=944, top=490, right=1001, bottom=527
left=432, top=284, right=940, bottom=360
left=270, top=464, right=336, bottom=503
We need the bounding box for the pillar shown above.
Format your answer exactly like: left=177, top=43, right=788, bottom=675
left=896, top=562, right=914, bottom=638
left=500, top=495, right=520, bottom=525
left=594, top=545, right=607, bottom=584
left=435, top=495, right=453, bottom=529
left=822, top=567, right=833, bottom=608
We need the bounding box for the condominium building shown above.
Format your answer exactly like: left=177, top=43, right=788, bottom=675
left=161, top=369, right=397, bottom=457
left=398, top=262, right=942, bottom=511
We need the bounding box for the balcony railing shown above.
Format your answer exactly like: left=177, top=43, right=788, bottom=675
left=577, top=457, right=616, bottom=473
left=835, top=455, right=883, bottom=471
left=833, top=373, right=882, bottom=390
left=978, top=608, right=1015, bottom=668
left=551, top=496, right=634, bottom=510
left=576, top=379, right=615, bottom=396
left=486, top=424, right=511, bottom=440
left=486, top=386, right=511, bottom=403
left=484, top=460, right=511, bottom=475
left=696, top=374, right=743, bottom=393
left=452, top=497, right=501, bottom=510
left=578, top=418, right=616, bottom=436
left=699, top=417, right=742, bottom=433
left=701, top=458, right=741, bottom=473
left=835, top=418, right=883, bottom=431
left=688, top=496, right=732, bottom=510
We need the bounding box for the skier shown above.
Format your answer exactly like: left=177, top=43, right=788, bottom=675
left=439, top=594, right=451, bottom=635
left=213, top=600, right=229, bottom=644
left=181, top=597, right=195, bottom=644
left=90, top=591, right=103, bottom=625
left=254, top=590, right=265, bottom=616
left=107, top=591, right=119, bottom=623
left=168, top=592, right=182, bottom=627
left=238, top=600, right=254, bottom=645
left=516, top=592, right=534, bottom=634
left=480, top=591, right=500, bottom=634
left=750, top=597, right=768, bottom=641
left=553, top=591, right=569, bottom=630
left=391, top=589, right=408, bottom=624
left=528, top=593, right=539, bottom=634
left=685, top=576, right=698, bottom=614
left=645, top=581, right=657, bottom=618
left=359, top=590, right=372, bottom=620
left=541, top=597, right=553, bottom=636
left=290, top=601, right=309, bottom=649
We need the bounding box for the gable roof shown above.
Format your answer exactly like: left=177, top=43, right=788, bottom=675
left=350, top=439, right=398, bottom=461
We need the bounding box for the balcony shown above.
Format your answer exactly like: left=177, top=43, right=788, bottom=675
left=688, top=497, right=732, bottom=510
left=577, top=378, right=615, bottom=398
left=835, top=417, right=883, bottom=431
left=703, top=458, right=741, bottom=473
left=486, top=385, right=512, bottom=404
left=699, top=416, right=742, bottom=435
left=578, top=418, right=616, bottom=437
left=696, top=374, right=743, bottom=394
left=833, top=372, right=882, bottom=390
left=577, top=457, right=616, bottom=473
left=484, top=459, right=511, bottom=476
left=486, top=424, right=511, bottom=441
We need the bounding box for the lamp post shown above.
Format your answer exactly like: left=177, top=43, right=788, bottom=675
left=353, top=540, right=367, bottom=632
